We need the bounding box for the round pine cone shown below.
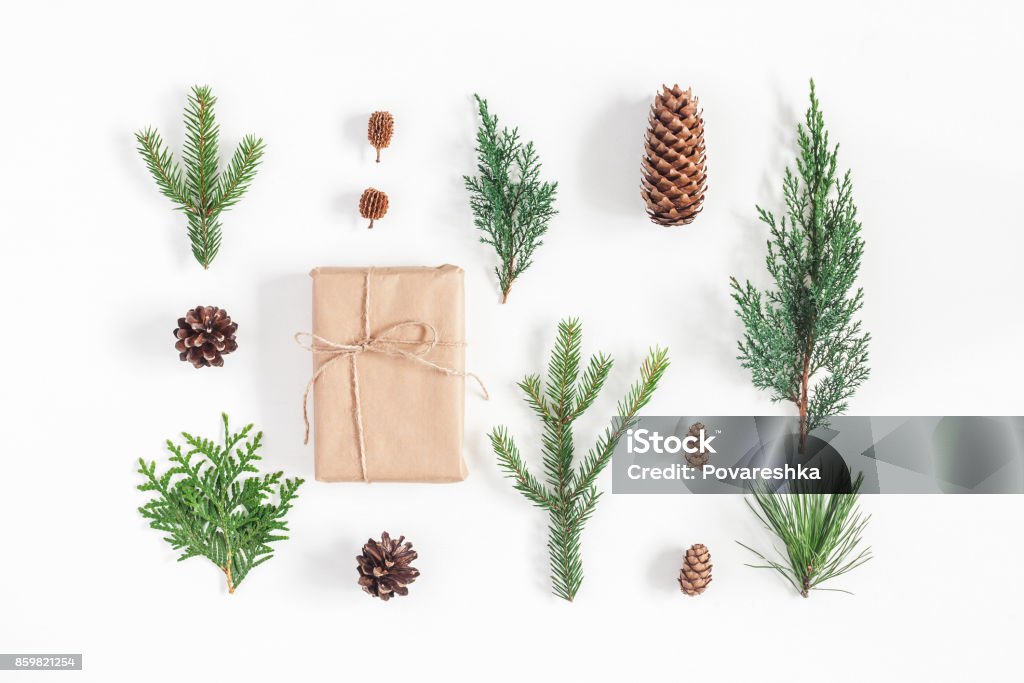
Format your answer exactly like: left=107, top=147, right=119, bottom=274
left=685, top=421, right=711, bottom=468
left=678, top=543, right=712, bottom=596
left=359, top=187, right=389, bottom=229
left=173, top=305, right=238, bottom=368
left=356, top=532, right=419, bottom=601
left=641, top=84, right=707, bottom=226
left=368, top=111, right=394, bottom=163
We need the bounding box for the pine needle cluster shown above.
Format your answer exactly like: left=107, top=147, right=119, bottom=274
left=137, top=414, right=303, bottom=594
left=135, top=85, right=265, bottom=269
left=738, top=473, right=871, bottom=597
left=490, top=318, right=669, bottom=601
left=464, top=94, right=558, bottom=304
left=730, top=80, right=870, bottom=453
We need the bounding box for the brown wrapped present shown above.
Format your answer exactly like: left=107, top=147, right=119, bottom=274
left=298, top=266, right=486, bottom=483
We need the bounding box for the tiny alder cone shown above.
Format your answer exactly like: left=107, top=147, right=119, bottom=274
left=641, top=85, right=708, bottom=226
left=367, top=111, right=394, bottom=163
left=356, top=532, right=420, bottom=601
left=679, top=543, right=713, bottom=596
left=685, top=422, right=711, bottom=467
left=173, top=305, right=238, bottom=368
left=359, top=188, right=389, bottom=229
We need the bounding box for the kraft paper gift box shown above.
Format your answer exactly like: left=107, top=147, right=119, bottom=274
left=301, top=265, right=475, bottom=483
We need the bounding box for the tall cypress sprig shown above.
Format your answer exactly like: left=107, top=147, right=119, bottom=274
left=491, top=318, right=669, bottom=601
left=730, top=80, right=870, bottom=453
left=137, top=414, right=303, bottom=594
left=135, top=85, right=265, bottom=269
left=464, top=94, right=558, bottom=304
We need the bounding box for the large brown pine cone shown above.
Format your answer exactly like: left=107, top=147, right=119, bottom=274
left=368, top=111, right=394, bottom=163
left=679, top=543, right=713, bottom=596
left=173, top=306, right=238, bottom=368
left=356, top=532, right=419, bottom=601
left=641, top=85, right=707, bottom=226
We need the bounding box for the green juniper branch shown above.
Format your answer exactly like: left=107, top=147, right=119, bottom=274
left=464, top=95, right=558, bottom=304
left=491, top=318, right=669, bottom=601
left=135, top=85, right=265, bottom=269
left=730, top=80, right=870, bottom=454
left=137, top=414, right=303, bottom=593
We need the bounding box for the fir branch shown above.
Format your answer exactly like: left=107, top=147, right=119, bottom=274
left=730, top=79, right=870, bottom=452
left=135, top=128, right=190, bottom=209
left=137, top=413, right=303, bottom=593
left=738, top=472, right=872, bottom=597
left=490, top=319, right=669, bottom=601
left=464, top=94, right=558, bottom=304
left=135, top=85, right=265, bottom=269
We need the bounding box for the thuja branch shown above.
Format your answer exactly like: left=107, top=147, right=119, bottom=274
left=730, top=80, right=870, bottom=453
left=135, top=85, right=265, bottom=269
left=491, top=318, right=669, bottom=601
left=464, top=94, right=558, bottom=304
left=137, top=413, right=303, bottom=593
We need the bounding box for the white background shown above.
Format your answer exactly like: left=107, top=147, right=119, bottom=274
left=2, top=1, right=1022, bottom=680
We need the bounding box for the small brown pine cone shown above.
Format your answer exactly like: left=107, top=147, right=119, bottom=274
left=679, top=543, right=712, bottom=596
left=368, top=111, right=394, bottom=163
left=359, top=187, right=389, bottom=229
left=685, top=421, right=711, bottom=468
left=356, top=532, right=419, bottom=601
left=641, top=85, right=707, bottom=226
left=173, top=305, right=238, bottom=368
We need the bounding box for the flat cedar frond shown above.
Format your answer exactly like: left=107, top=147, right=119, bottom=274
left=491, top=318, right=669, bottom=601
left=730, top=79, right=870, bottom=453
left=137, top=413, right=303, bottom=594
left=738, top=472, right=871, bottom=597
left=464, top=94, right=558, bottom=304
left=135, top=85, right=266, bottom=269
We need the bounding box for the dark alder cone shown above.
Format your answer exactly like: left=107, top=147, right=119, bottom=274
left=685, top=421, right=710, bottom=468
left=356, top=532, right=420, bottom=601
left=679, top=543, right=713, bottom=596
left=359, top=187, right=389, bottom=229
left=368, top=111, right=394, bottom=163
left=641, top=85, right=708, bottom=226
left=173, top=306, right=238, bottom=368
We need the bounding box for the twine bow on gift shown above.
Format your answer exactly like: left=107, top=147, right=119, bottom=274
left=295, top=268, right=488, bottom=482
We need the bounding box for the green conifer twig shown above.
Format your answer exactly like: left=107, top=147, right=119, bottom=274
left=730, top=79, right=870, bottom=454
left=464, top=94, right=558, bottom=304
left=491, top=318, right=669, bottom=601
left=135, top=85, right=265, bottom=269
left=137, top=414, right=303, bottom=594
left=737, top=473, right=872, bottom=597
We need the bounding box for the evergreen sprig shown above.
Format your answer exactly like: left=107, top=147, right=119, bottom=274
left=137, top=414, right=303, bottom=594
left=464, top=94, right=558, bottom=304
left=730, top=80, right=870, bottom=453
left=738, top=473, right=872, bottom=597
left=491, top=318, right=669, bottom=601
left=135, top=85, right=265, bottom=269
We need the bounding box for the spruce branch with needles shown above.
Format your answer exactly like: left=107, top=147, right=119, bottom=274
left=135, top=85, right=265, bottom=269
left=491, top=318, right=669, bottom=601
